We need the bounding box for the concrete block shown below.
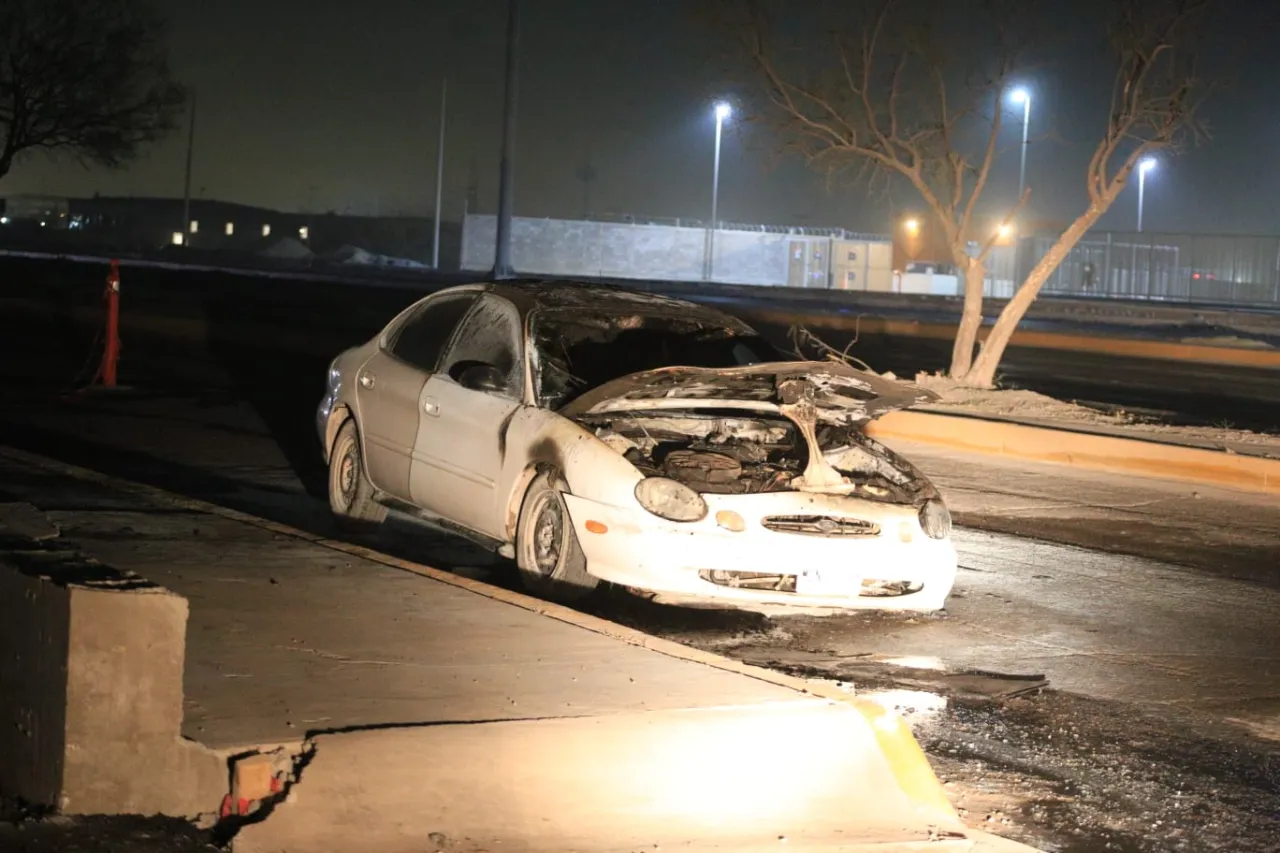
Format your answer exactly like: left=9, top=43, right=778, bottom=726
left=0, top=554, right=226, bottom=817
left=232, top=753, right=283, bottom=803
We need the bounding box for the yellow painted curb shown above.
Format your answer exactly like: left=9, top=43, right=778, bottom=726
left=852, top=700, right=959, bottom=824
left=868, top=410, right=1280, bottom=495
left=743, top=306, right=1280, bottom=369
left=0, top=444, right=963, bottom=828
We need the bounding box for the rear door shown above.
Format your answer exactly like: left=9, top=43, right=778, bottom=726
left=355, top=291, right=477, bottom=498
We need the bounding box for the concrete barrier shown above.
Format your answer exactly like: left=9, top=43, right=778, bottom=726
left=868, top=410, right=1280, bottom=495
left=0, top=540, right=226, bottom=816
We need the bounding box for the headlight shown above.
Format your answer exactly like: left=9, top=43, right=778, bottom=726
left=328, top=358, right=341, bottom=389
left=634, top=477, right=707, bottom=522
left=919, top=499, right=952, bottom=540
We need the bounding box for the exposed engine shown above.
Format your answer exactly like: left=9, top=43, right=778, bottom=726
left=579, top=412, right=933, bottom=505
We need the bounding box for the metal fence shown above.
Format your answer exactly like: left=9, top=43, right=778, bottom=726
left=1026, top=231, right=1280, bottom=307
left=582, top=212, right=886, bottom=241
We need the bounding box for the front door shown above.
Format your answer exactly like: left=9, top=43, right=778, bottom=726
left=410, top=295, right=524, bottom=537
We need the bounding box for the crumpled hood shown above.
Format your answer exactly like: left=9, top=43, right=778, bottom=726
left=559, top=361, right=937, bottom=426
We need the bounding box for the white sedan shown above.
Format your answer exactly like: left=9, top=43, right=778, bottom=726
left=316, top=280, right=957, bottom=612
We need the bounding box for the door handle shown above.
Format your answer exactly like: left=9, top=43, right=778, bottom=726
left=359, top=371, right=376, bottom=389
left=422, top=397, right=440, bottom=416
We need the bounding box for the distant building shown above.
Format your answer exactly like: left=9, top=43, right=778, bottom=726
left=0, top=194, right=70, bottom=228
left=0, top=194, right=461, bottom=267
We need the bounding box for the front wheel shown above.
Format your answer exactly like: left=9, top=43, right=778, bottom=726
left=328, top=419, right=387, bottom=532
left=515, top=472, right=597, bottom=602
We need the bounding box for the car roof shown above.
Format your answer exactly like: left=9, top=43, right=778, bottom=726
left=485, top=278, right=748, bottom=328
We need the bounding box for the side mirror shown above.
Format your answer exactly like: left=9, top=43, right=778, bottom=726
left=456, top=362, right=507, bottom=393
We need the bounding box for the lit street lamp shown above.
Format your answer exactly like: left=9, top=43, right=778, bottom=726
left=1008, top=88, right=1031, bottom=201
left=1136, top=157, right=1157, bottom=233
left=705, top=101, right=731, bottom=281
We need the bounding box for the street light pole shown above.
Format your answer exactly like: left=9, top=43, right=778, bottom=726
left=433, top=78, right=447, bottom=269
left=1008, top=88, right=1031, bottom=201
left=1137, top=157, right=1156, bottom=233
left=706, top=102, right=730, bottom=281
left=181, top=92, right=196, bottom=243
left=1019, top=96, right=1030, bottom=200
left=493, top=0, right=521, bottom=279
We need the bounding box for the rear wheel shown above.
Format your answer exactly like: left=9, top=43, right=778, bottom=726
left=516, top=472, right=597, bottom=601
left=328, top=419, right=387, bottom=532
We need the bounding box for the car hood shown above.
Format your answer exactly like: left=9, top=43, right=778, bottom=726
left=559, top=361, right=937, bottom=426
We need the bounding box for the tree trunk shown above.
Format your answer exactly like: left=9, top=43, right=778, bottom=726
left=965, top=208, right=1106, bottom=388
left=949, top=255, right=987, bottom=378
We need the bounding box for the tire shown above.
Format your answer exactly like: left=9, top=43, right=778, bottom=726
left=515, top=472, right=597, bottom=601
left=328, top=419, right=387, bottom=532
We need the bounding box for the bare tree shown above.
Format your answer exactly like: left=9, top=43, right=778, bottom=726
left=725, top=0, right=1209, bottom=387
left=0, top=0, right=185, bottom=183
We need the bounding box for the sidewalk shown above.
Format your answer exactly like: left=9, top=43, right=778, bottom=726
left=0, top=447, right=1038, bottom=852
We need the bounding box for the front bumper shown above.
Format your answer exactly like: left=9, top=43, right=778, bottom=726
left=562, top=490, right=957, bottom=613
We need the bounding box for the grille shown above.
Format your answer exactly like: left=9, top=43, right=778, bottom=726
left=761, top=515, right=880, bottom=537
left=699, top=570, right=797, bottom=593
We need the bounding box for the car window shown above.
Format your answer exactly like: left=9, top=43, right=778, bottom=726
left=387, top=292, right=477, bottom=373
left=438, top=295, right=523, bottom=399
left=531, top=309, right=784, bottom=408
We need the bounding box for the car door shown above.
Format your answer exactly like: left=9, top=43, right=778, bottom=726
left=410, top=294, right=525, bottom=537
left=355, top=291, right=477, bottom=499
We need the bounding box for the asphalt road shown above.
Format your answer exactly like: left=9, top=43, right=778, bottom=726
left=1, top=302, right=1279, bottom=850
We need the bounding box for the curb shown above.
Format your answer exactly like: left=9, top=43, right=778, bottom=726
left=867, top=410, right=1280, bottom=495
left=741, top=306, right=1280, bottom=369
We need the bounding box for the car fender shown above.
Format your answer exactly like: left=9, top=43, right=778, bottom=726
left=322, top=402, right=353, bottom=464
left=498, top=409, right=643, bottom=541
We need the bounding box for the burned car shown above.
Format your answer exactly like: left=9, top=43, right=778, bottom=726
left=317, top=280, right=956, bottom=612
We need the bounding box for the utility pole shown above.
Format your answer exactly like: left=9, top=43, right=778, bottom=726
left=493, top=0, right=521, bottom=278
left=433, top=78, right=447, bottom=269
left=181, top=93, right=196, bottom=244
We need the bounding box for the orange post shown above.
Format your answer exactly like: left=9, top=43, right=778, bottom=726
left=100, top=260, right=121, bottom=387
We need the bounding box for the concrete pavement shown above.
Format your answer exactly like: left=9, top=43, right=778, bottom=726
left=1, top=448, right=1035, bottom=851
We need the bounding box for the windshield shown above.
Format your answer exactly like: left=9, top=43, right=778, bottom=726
left=532, top=308, right=784, bottom=409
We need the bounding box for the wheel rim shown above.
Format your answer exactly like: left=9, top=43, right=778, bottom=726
left=335, top=441, right=358, bottom=509
left=529, top=492, right=563, bottom=576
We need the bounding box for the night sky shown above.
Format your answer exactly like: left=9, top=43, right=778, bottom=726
left=2, top=0, right=1277, bottom=235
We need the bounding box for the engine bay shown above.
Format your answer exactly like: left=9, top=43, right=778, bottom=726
left=579, top=411, right=934, bottom=505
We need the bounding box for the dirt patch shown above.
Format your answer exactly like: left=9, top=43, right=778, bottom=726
left=0, top=801, right=217, bottom=853
left=913, top=373, right=1280, bottom=453
left=916, top=692, right=1280, bottom=853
